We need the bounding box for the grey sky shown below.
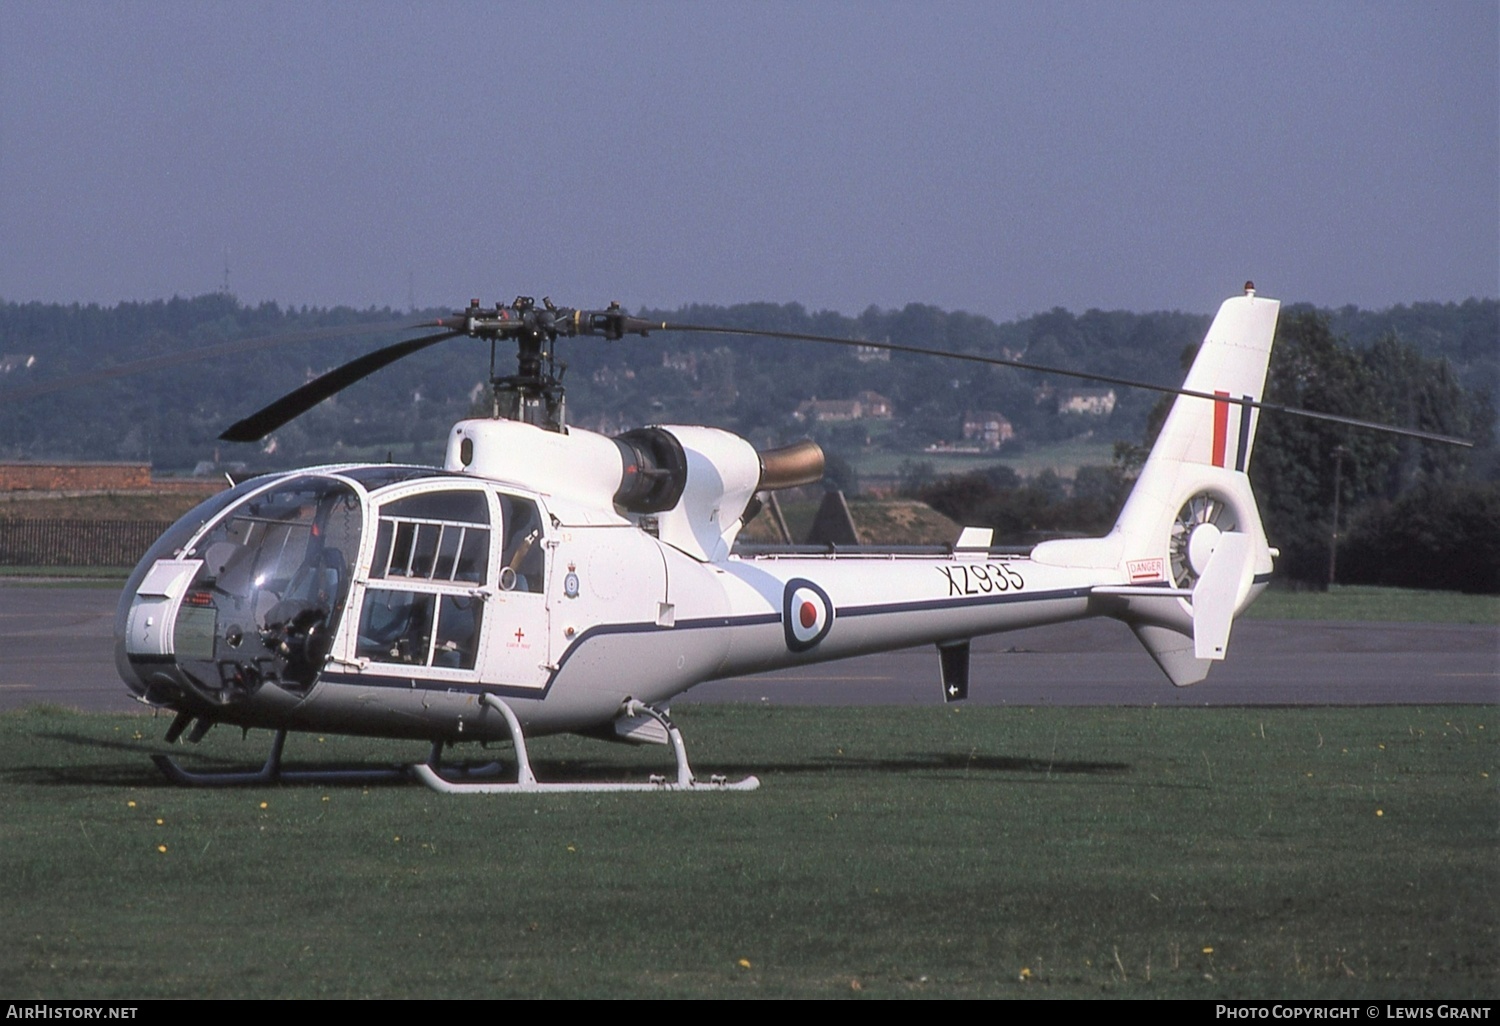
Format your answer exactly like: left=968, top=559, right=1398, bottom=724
left=1, top=1, right=1495, bottom=322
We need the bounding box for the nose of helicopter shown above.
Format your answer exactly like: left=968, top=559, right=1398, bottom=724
left=116, top=474, right=363, bottom=711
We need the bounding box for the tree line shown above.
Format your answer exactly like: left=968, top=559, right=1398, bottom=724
left=909, top=311, right=1497, bottom=592
left=0, top=292, right=1493, bottom=590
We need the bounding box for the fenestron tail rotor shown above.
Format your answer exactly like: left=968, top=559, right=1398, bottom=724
left=1169, top=493, right=1239, bottom=589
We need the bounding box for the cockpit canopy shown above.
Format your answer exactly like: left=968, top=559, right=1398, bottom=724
left=116, top=466, right=547, bottom=712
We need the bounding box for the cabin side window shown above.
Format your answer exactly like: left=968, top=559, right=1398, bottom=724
left=355, top=488, right=493, bottom=671
left=355, top=590, right=484, bottom=670
left=498, top=494, right=545, bottom=594
left=368, top=490, right=491, bottom=584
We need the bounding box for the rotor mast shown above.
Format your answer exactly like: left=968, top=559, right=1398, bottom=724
left=480, top=296, right=567, bottom=430
left=440, top=296, right=660, bottom=433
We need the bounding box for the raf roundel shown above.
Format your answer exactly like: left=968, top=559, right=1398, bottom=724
left=782, top=578, right=835, bottom=652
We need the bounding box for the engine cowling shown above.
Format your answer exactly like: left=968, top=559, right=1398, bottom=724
left=446, top=419, right=824, bottom=560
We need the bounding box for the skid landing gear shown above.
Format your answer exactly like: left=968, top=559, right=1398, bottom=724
left=152, top=727, right=410, bottom=787
left=412, top=695, right=760, bottom=794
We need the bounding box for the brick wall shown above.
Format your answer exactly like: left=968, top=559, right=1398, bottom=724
left=0, top=462, right=152, bottom=491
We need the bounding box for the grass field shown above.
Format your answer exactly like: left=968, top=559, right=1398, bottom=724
left=1247, top=585, right=1500, bottom=625
left=1, top=704, right=1494, bottom=999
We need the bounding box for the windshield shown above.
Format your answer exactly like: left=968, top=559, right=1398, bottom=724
left=117, top=474, right=368, bottom=706
left=181, top=475, right=363, bottom=691
left=114, top=475, right=271, bottom=641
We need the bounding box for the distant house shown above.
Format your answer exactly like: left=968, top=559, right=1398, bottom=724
left=961, top=411, right=1015, bottom=449
left=1057, top=388, right=1116, bottom=416
left=590, top=365, right=635, bottom=384
left=794, top=392, right=894, bottom=423
left=795, top=399, right=862, bottom=423
left=661, top=351, right=698, bottom=376
left=856, top=391, right=893, bottom=418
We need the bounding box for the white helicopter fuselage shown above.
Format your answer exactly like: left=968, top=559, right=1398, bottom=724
left=117, top=290, right=1280, bottom=759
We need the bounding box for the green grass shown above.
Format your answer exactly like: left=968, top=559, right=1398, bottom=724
left=1, top=704, right=1494, bottom=998
left=1247, top=585, right=1499, bottom=625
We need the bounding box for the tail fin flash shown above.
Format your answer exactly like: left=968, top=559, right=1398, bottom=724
left=1140, top=284, right=1279, bottom=475
left=1034, top=285, right=1279, bottom=686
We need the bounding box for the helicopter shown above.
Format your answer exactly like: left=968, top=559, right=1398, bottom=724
left=113, top=284, right=1470, bottom=793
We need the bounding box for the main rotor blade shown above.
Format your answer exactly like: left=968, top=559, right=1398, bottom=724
left=0, top=320, right=414, bottom=405
left=219, top=329, right=460, bottom=442
left=658, top=323, right=1474, bottom=448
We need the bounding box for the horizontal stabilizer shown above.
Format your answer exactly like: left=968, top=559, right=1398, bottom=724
left=1093, top=585, right=1192, bottom=599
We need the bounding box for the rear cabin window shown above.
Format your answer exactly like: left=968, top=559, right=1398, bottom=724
left=498, top=494, right=545, bottom=594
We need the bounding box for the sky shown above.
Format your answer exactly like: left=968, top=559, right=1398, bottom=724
left=1, top=1, right=1495, bottom=323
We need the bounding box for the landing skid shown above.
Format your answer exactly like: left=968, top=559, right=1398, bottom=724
left=151, top=729, right=410, bottom=787
left=150, top=699, right=757, bottom=792
left=413, top=695, right=760, bottom=794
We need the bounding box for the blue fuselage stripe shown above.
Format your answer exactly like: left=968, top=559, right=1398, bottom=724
left=314, top=586, right=1093, bottom=699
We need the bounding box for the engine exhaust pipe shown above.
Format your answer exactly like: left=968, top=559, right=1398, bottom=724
left=757, top=439, right=825, bottom=491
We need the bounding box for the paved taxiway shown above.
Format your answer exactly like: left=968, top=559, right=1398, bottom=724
left=0, top=582, right=1492, bottom=713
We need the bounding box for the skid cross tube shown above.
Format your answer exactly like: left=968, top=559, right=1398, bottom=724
left=411, top=695, right=760, bottom=794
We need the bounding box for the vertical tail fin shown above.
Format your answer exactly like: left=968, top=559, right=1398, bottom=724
left=1128, top=284, right=1279, bottom=477
left=1118, top=285, right=1278, bottom=683
left=1032, top=284, right=1280, bottom=685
